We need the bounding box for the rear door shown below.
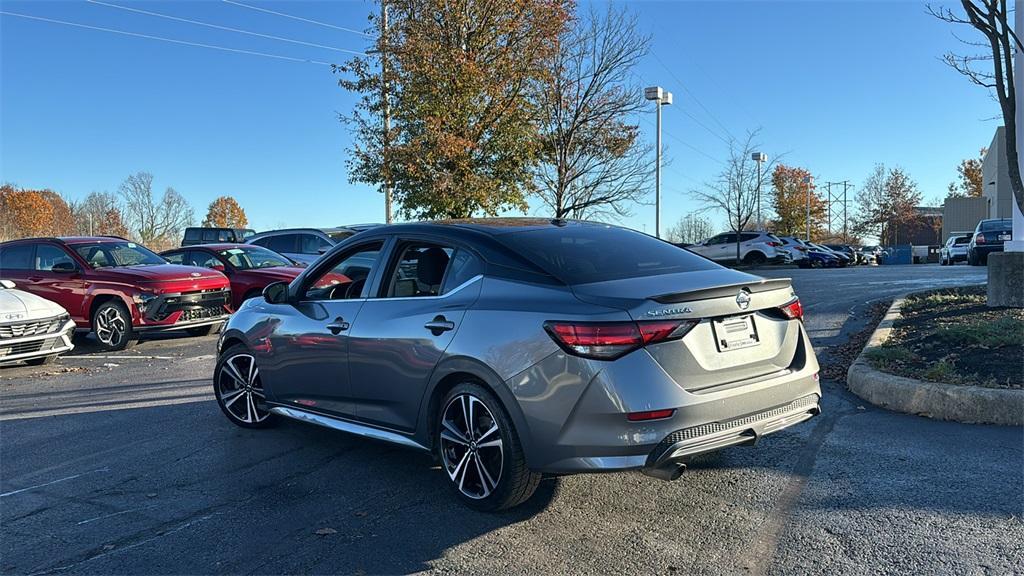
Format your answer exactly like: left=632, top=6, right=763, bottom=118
left=347, top=239, right=483, bottom=431
left=28, top=243, right=89, bottom=322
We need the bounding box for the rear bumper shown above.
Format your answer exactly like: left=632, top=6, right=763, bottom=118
left=640, top=394, right=819, bottom=480
left=512, top=323, right=822, bottom=475
left=973, top=245, right=1004, bottom=257
left=0, top=319, right=76, bottom=365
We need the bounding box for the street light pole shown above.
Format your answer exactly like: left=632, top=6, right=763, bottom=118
left=645, top=86, right=672, bottom=238
left=752, top=152, right=767, bottom=229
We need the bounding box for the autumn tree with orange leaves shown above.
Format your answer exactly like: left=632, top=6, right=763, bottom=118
left=0, top=184, right=78, bottom=240
left=203, top=196, right=248, bottom=228
left=338, top=0, right=570, bottom=219
left=769, top=165, right=827, bottom=239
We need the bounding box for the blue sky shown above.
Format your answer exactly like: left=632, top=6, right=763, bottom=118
left=0, top=0, right=1001, bottom=235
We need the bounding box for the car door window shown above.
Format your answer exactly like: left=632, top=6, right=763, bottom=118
left=164, top=251, right=186, bottom=264
left=303, top=242, right=383, bottom=301
left=740, top=233, right=759, bottom=242
left=202, top=229, right=218, bottom=242
left=262, top=234, right=296, bottom=254
left=299, top=234, right=331, bottom=255
left=35, top=244, right=76, bottom=271
left=384, top=243, right=456, bottom=298
left=0, top=244, right=35, bottom=271
left=441, top=249, right=483, bottom=294
left=191, top=251, right=221, bottom=268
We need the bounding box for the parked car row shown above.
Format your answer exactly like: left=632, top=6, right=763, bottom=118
left=680, top=231, right=878, bottom=269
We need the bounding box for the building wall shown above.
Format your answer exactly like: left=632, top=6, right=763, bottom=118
left=983, top=127, right=1013, bottom=218
left=942, top=196, right=991, bottom=242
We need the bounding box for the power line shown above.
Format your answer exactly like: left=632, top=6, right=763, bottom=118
left=87, top=0, right=366, bottom=56
left=649, top=51, right=737, bottom=143
left=222, top=0, right=370, bottom=37
left=628, top=70, right=730, bottom=147
left=0, top=11, right=334, bottom=65
left=640, top=116, right=723, bottom=166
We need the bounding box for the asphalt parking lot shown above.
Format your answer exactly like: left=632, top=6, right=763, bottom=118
left=1, top=264, right=1020, bottom=575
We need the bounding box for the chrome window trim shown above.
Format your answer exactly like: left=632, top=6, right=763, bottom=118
left=366, top=274, right=483, bottom=302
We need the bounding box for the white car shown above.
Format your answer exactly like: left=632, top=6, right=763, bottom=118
left=0, top=279, right=76, bottom=366
left=687, top=231, right=785, bottom=265
left=940, top=234, right=971, bottom=265
left=775, top=236, right=810, bottom=262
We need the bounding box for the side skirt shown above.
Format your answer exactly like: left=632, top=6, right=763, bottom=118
left=268, top=405, right=430, bottom=452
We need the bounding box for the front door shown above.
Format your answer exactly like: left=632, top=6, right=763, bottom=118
left=261, top=241, right=385, bottom=418
left=348, top=242, right=483, bottom=431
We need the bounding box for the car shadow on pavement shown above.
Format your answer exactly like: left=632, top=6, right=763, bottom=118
left=0, top=401, right=560, bottom=575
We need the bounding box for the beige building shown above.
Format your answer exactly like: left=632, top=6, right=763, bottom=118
left=982, top=127, right=1014, bottom=219
left=942, top=196, right=990, bottom=242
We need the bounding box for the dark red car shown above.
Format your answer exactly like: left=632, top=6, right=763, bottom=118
left=160, top=244, right=304, bottom=310
left=0, top=237, right=232, bottom=350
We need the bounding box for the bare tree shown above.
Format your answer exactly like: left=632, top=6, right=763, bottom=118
left=74, top=191, right=121, bottom=235
left=930, top=0, right=1023, bottom=210
left=852, top=164, right=923, bottom=245
left=532, top=3, right=652, bottom=220
left=690, top=130, right=775, bottom=262
left=666, top=214, right=715, bottom=244
left=118, top=172, right=194, bottom=247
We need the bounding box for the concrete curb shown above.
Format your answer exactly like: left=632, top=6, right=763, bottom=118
left=846, top=294, right=1024, bottom=426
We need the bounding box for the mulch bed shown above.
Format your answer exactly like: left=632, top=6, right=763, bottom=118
left=869, top=286, right=1024, bottom=389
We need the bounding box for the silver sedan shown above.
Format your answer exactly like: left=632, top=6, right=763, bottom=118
left=215, top=219, right=821, bottom=510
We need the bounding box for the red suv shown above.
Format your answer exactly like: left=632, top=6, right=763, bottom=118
left=0, top=237, right=232, bottom=350
left=160, top=244, right=304, bottom=310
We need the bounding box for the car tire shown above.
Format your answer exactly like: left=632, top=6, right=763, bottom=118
left=214, top=343, right=277, bottom=429
left=25, top=354, right=58, bottom=366
left=437, top=382, right=541, bottom=511
left=187, top=325, right=217, bottom=337
left=92, top=300, right=136, bottom=351
left=742, top=252, right=767, bottom=266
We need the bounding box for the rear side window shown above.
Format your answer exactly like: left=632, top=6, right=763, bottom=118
left=740, top=233, right=759, bottom=242
left=299, top=234, right=331, bottom=255
left=184, top=229, right=201, bottom=242
left=0, top=244, right=34, bottom=271
left=202, top=229, right=218, bottom=242
left=35, top=244, right=76, bottom=271
left=501, top=226, right=719, bottom=285
left=442, top=249, right=483, bottom=293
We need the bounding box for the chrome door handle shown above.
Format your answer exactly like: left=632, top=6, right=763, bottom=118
left=327, top=317, right=350, bottom=334
left=424, top=315, right=455, bottom=335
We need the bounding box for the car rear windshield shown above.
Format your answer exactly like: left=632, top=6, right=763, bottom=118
left=500, top=226, right=719, bottom=284
left=979, top=219, right=1012, bottom=231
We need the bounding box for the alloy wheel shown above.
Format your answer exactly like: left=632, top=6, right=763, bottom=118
left=439, top=393, right=504, bottom=500
left=217, top=353, right=270, bottom=424
left=95, top=306, right=127, bottom=346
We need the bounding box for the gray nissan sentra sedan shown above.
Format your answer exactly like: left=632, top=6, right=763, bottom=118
left=215, top=219, right=821, bottom=510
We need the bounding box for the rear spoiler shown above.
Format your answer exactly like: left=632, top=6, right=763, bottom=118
left=651, top=278, right=792, bottom=304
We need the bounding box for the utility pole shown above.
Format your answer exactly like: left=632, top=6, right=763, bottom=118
left=381, top=1, right=392, bottom=224
left=803, top=175, right=812, bottom=240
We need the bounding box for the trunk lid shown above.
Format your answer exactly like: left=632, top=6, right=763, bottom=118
left=571, top=270, right=804, bottom=393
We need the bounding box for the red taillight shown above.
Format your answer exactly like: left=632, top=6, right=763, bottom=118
left=779, top=298, right=804, bottom=321
left=767, top=241, right=782, bottom=247
left=627, top=409, right=675, bottom=422
left=544, top=320, right=697, bottom=360
left=976, top=234, right=986, bottom=244
left=795, top=246, right=808, bottom=252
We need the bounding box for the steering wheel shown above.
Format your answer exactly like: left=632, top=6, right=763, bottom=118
left=344, top=278, right=366, bottom=300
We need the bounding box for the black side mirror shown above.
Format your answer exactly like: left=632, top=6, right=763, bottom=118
left=263, top=281, right=290, bottom=305
left=52, top=261, right=78, bottom=274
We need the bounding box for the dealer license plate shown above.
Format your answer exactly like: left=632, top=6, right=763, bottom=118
left=713, top=314, right=760, bottom=352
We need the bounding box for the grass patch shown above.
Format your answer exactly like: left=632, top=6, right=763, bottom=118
left=922, top=361, right=957, bottom=382
left=874, top=285, right=1023, bottom=389
left=934, top=316, right=1024, bottom=347
left=866, top=345, right=916, bottom=371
